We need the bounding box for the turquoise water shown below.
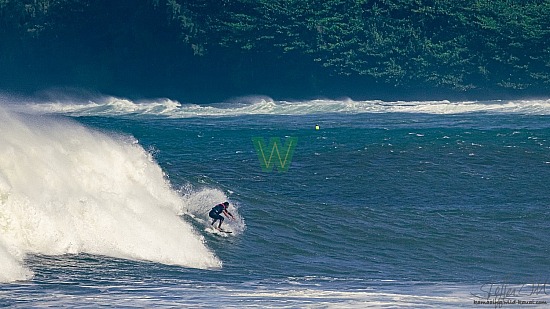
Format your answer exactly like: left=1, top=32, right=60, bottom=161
left=1, top=98, right=550, bottom=307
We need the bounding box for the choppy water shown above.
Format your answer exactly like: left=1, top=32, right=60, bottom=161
left=1, top=97, right=549, bottom=307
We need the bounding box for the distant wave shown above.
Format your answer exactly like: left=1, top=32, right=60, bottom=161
left=0, top=108, right=223, bottom=283
left=19, top=96, right=550, bottom=117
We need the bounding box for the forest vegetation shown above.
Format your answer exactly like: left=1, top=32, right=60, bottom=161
left=1, top=0, right=549, bottom=102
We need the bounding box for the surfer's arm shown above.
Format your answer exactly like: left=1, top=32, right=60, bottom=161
left=223, top=210, right=235, bottom=219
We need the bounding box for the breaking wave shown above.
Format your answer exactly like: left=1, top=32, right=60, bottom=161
left=20, top=96, right=550, bottom=117
left=0, top=107, right=222, bottom=282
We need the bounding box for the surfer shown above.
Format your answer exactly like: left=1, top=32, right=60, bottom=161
left=209, top=202, right=234, bottom=231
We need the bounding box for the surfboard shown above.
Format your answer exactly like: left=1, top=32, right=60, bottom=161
left=205, top=227, right=232, bottom=236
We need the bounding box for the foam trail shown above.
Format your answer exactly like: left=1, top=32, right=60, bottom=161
left=0, top=108, right=220, bottom=283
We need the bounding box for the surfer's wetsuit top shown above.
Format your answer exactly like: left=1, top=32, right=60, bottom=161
left=209, top=204, right=225, bottom=223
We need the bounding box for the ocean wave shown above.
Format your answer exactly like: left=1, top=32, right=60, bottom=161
left=0, top=108, right=222, bottom=283
left=19, top=96, right=550, bottom=117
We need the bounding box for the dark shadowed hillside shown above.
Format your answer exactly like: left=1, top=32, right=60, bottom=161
left=1, top=0, right=549, bottom=102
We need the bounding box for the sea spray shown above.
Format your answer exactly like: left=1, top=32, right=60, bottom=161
left=179, top=185, right=246, bottom=235
left=0, top=108, right=221, bottom=283
left=23, top=96, right=550, bottom=117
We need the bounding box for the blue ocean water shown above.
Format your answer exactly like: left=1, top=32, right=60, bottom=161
left=1, top=98, right=550, bottom=307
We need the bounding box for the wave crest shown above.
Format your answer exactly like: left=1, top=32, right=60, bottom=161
left=22, top=96, right=550, bottom=117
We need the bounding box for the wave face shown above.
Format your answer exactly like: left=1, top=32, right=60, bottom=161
left=21, top=96, right=550, bottom=117
left=0, top=108, right=221, bottom=283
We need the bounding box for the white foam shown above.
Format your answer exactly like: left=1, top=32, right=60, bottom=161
left=230, top=286, right=472, bottom=308
left=21, top=96, right=550, bottom=117
left=180, top=186, right=246, bottom=235
left=0, top=239, right=32, bottom=282
left=0, top=108, right=221, bottom=283
left=22, top=97, right=182, bottom=116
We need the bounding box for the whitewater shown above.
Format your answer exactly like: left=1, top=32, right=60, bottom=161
left=20, top=96, right=550, bottom=117
left=0, top=107, right=227, bottom=283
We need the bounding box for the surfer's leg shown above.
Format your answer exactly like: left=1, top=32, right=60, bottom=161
left=209, top=211, right=219, bottom=225
left=217, top=217, right=224, bottom=229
